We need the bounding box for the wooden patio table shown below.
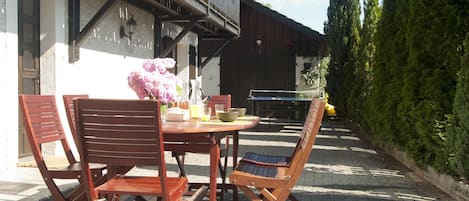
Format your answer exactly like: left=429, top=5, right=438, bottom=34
left=107, top=116, right=259, bottom=201
left=163, top=116, right=259, bottom=201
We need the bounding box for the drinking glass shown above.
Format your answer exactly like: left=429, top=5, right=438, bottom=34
left=176, top=101, right=189, bottom=110
left=214, top=104, right=224, bottom=117
left=202, top=106, right=212, bottom=121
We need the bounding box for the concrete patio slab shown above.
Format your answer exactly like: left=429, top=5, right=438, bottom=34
left=0, top=119, right=453, bottom=201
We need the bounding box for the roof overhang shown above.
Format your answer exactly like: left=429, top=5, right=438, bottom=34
left=129, top=0, right=240, bottom=37
left=68, top=0, right=240, bottom=62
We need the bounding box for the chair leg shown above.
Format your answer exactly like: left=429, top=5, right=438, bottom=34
left=43, top=177, right=68, bottom=201
left=65, top=182, right=88, bottom=201
left=238, top=186, right=263, bottom=201
left=288, top=194, right=299, bottom=201
left=135, top=195, right=148, bottom=201
left=224, top=136, right=230, bottom=173
left=111, top=194, right=120, bottom=201
left=218, top=135, right=231, bottom=200
left=232, top=132, right=240, bottom=201
left=173, top=152, right=187, bottom=177
left=62, top=170, right=107, bottom=201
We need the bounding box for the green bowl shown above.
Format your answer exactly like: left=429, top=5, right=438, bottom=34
left=218, top=111, right=239, bottom=122
left=229, top=108, right=247, bottom=116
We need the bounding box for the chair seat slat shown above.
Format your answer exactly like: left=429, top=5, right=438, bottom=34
left=95, top=176, right=188, bottom=196
left=241, top=152, right=290, bottom=167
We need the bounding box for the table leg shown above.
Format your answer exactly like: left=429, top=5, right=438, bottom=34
left=232, top=131, right=239, bottom=201
left=209, top=135, right=220, bottom=201
left=232, top=131, right=239, bottom=169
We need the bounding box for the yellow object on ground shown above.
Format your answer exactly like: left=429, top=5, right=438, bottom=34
left=325, top=103, right=337, bottom=116
left=323, top=93, right=337, bottom=117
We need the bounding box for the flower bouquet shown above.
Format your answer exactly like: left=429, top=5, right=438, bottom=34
left=128, top=58, right=181, bottom=104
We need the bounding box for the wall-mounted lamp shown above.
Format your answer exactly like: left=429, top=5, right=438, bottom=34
left=256, top=39, right=262, bottom=55
left=120, top=15, right=137, bottom=40
left=256, top=39, right=262, bottom=46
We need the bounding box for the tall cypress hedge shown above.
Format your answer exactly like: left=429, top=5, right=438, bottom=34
left=448, top=34, right=469, bottom=178
left=350, top=0, right=380, bottom=123
left=325, top=0, right=361, bottom=116
left=326, top=0, right=469, bottom=179
left=447, top=0, right=469, bottom=178
left=403, top=0, right=461, bottom=169
left=365, top=0, right=409, bottom=144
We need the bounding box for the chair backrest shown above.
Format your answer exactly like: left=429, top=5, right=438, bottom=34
left=62, top=94, right=89, bottom=147
left=74, top=99, right=170, bottom=199
left=207, top=94, right=231, bottom=115
left=18, top=95, right=77, bottom=167
left=288, top=99, right=321, bottom=161
left=283, top=99, right=325, bottom=190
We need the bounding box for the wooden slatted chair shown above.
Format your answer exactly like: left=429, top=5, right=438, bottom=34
left=229, top=99, right=325, bottom=201
left=62, top=94, right=89, bottom=148
left=239, top=99, right=320, bottom=168
left=18, top=95, right=106, bottom=201
left=74, top=98, right=207, bottom=201
left=207, top=94, right=232, bottom=116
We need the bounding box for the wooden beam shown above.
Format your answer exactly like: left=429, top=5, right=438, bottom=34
left=68, top=0, right=80, bottom=63
left=154, top=16, right=162, bottom=58
left=142, top=0, right=180, bottom=16
left=174, top=0, right=240, bottom=36
left=159, top=15, right=206, bottom=22
left=76, top=0, right=119, bottom=46
left=159, top=17, right=202, bottom=58
left=139, top=0, right=215, bottom=34
left=200, top=38, right=232, bottom=68
left=201, top=33, right=238, bottom=40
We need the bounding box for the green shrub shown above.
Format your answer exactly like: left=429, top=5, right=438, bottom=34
left=448, top=33, right=469, bottom=179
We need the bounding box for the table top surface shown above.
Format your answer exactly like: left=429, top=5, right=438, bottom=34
left=162, top=115, right=259, bottom=134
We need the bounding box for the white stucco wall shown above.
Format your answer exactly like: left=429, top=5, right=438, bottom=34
left=57, top=1, right=198, bottom=100
left=0, top=0, right=200, bottom=171
left=55, top=0, right=198, bottom=153
left=295, top=56, right=318, bottom=91
left=177, top=43, right=190, bottom=100
left=0, top=1, right=6, bottom=172
left=56, top=0, right=155, bottom=100
left=0, top=0, right=19, bottom=172
left=201, top=57, right=220, bottom=96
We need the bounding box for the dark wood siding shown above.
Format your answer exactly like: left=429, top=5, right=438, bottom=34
left=201, top=2, right=326, bottom=108
left=219, top=4, right=297, bottom=108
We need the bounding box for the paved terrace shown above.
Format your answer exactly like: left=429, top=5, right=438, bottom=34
left=0, top=118, right=452, bottom=201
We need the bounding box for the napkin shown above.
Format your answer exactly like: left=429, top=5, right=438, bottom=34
left=166, top=108, right=190, bottom=121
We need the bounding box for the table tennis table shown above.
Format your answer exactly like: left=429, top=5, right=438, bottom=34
left=247, top=89, right=317, bottom=120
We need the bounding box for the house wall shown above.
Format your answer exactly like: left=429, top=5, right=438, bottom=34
left=0, top=1, right=6, bottom=171
left=0, top=0, right=198, bottom=171
left=218, top=4, right=298, bottom=108
left=0, top=0, right=19, bottom=172
left=201, top=3, right=326, bottom=109
left=201, top=57, right=221, bottom=96
left=295, top=56, right=319, bottom=91
left=54, top=0, right=197, bottom=154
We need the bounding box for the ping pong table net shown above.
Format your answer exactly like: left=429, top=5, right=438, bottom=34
left=248, top=89, right=316, bottom=101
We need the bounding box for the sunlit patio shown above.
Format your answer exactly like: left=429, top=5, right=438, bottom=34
left=0, top=118, right=451, bottom=201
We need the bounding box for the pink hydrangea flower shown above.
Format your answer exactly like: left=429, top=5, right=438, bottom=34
left=128, top=58, right=181, bottom=104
